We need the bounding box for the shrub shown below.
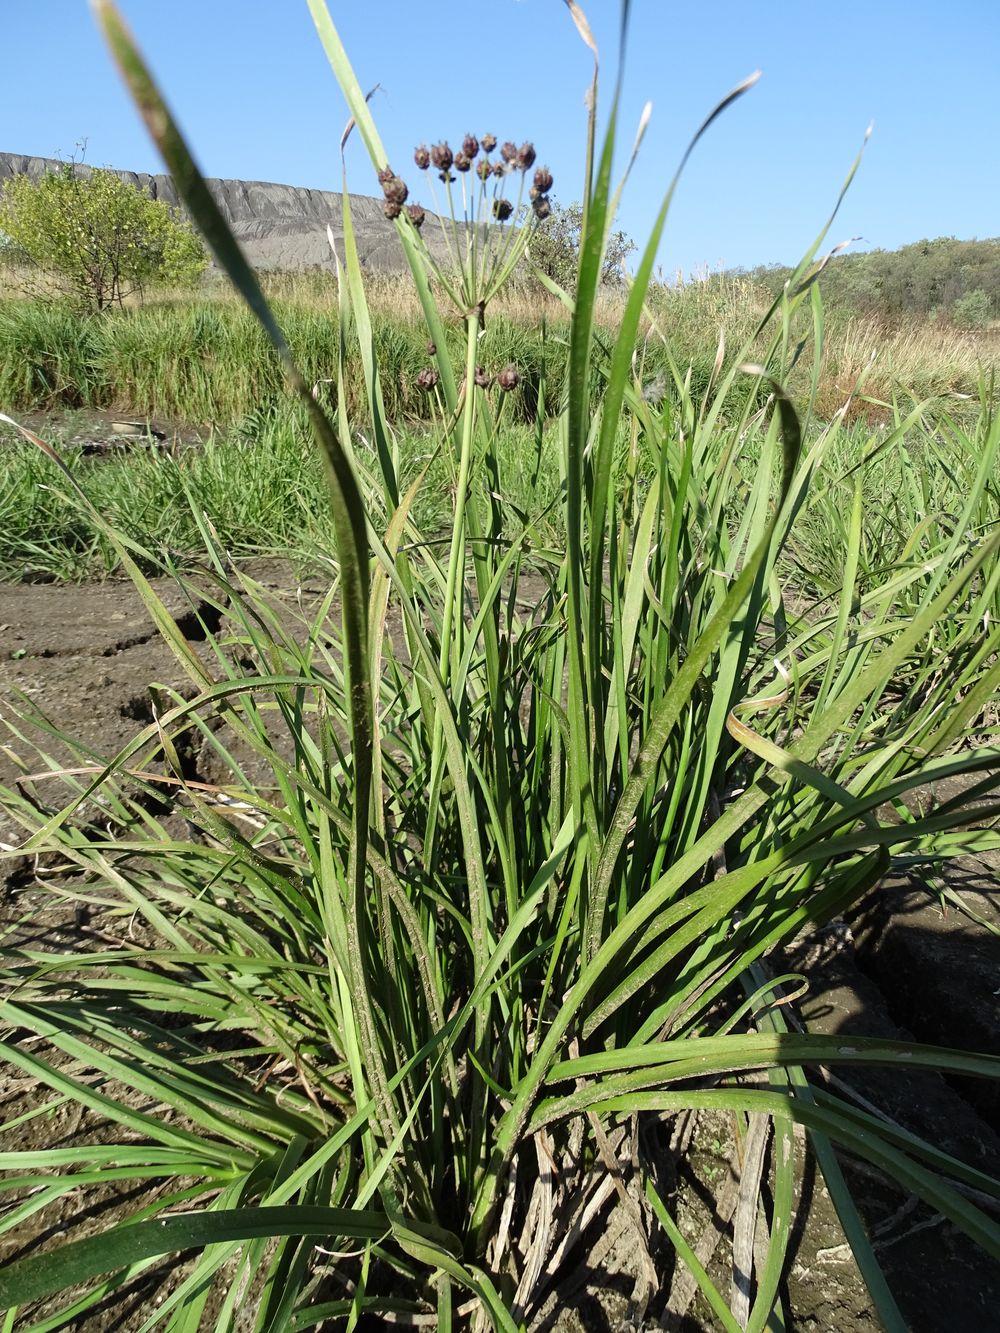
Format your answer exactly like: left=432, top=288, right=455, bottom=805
left=953, top=287, right=992, bottom=329
left=521, top=196, right=636, bottom=292
left=0, top=160, right=207, bottom=311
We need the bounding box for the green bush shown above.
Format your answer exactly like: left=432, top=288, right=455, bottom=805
left=953, top=287, right=992, bottom=329
left=0, top=162, right=207, bottom=311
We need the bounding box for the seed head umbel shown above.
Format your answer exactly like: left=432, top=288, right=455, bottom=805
left=402, top=128, right=550, bottom=308
left=497, top=365, right=519, bottom=392
left=415, top=367, right=439, bottom=391
left=517, top=142, right=536, bottom=171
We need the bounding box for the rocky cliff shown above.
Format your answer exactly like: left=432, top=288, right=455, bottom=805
left=0, top=151, right=451, bottom=274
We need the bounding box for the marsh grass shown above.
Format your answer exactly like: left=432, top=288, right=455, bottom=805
left=0, top=412, right=569, bottom=579
left=2, top=267, right=995, bottom=427
left=2, top=3, right=1000, bottom=1331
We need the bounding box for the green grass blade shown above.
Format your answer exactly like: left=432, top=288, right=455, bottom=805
left=0, top=1208, right=389, bottom=1310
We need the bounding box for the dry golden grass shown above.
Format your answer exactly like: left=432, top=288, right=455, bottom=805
left=254, top=269, right=629, bottom=328
left=816, top=317, right=1000, bottom=417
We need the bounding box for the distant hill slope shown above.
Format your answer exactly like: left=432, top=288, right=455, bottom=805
left=0, top=151, right=451, bottom=274
left=745, top=235, right=1000, bottom=326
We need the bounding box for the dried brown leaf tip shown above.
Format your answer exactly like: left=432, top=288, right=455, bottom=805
left=497, top=365, right=519, bottom=392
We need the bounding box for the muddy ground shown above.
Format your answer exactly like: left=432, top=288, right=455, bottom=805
left=1, top=567, right=999, bottom=1330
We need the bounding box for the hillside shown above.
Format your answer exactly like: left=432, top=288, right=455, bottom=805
left=746, top=235, right=1000, bottom=327
left=0, top=151, right=451, bottom=274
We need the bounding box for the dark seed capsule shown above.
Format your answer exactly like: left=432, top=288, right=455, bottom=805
left=377, top=165, right=396, bottom=186
left=407, top=203, right=426, bottom=228
left=383, top=176, right=408, bottom=205
left=474, top=365, right=492, bottom=389
left=476, top=158, right=492, bottom=182
left=532, top=196, right=551, bottom=221
left=414, top=144, right=431, bottom=170
left=533, top=166, right=553, bottom=194
left=497, top=365, right=519, bottom=392
left=454, top=150, right=471, bottom=173
left=493, top=198, right=514, bottom=222
left=517, top=142, right=536, bottom=171
left=415, top=367, right=439, bottom=391
left=481, top=132, right=497, bottom=153
left=384, top=200, right=403, bottom=220
left=462, top=133, right=479, bottom=158
left=500, top=141, right=518, bottom=163
left=426, top=340, right=437, bottom=356
left=430, top=142, right=453, bottom=172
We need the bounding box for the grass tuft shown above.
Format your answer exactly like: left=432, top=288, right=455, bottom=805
left=2, top=3, right=1000, bottom=1330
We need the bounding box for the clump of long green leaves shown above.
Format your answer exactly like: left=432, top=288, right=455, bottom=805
left=3, top=2, right=1000, bottom=1329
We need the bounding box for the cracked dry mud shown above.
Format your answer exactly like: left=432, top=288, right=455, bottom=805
left=2, top=568, right=999, bottom=1330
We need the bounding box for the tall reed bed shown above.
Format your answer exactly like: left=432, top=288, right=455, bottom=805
left=2, top=274, right=995, bottom=426
left=0, top=296, right=575, bottom=424
left=2, top=3, right=1000, bottom=1330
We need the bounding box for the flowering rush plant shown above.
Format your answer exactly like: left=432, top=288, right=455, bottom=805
left=377, top=133, right=554, bottom=322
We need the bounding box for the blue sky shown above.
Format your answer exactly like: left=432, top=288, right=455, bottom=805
left=3, top=1, right=997, bottom=276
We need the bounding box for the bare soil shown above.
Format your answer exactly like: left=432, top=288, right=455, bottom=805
left=2, top=568, right=999, bottom=1330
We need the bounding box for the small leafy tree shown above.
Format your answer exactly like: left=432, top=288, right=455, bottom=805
left=523, top=196, right=635, bottom=292
left=0, top=162, right=207, bottom=310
